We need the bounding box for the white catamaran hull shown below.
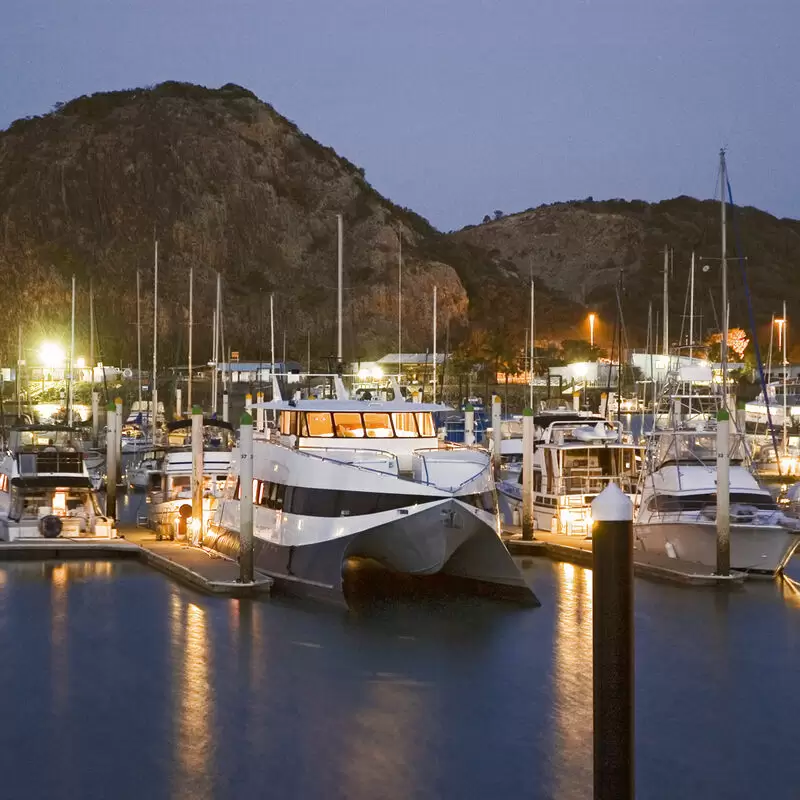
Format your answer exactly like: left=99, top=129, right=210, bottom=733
left=206, top=496, right=537, bottom=605
left=635, top=521, right=799, bottom=576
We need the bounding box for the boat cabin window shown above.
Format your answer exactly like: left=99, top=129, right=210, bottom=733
left=295, top=411, right=437, bottom=439
left=280, top=412, right=301, bottom=436
left=647, top=493, right=777, bottom=512
left=392, top=413, right=419, bottom=438
left=415, top=413, right=435, bottom=437
left=363, top=413, right=393, bottom=438
left=333, top=413, right=365, bottom=438
left=0, top=474, right=8, bottom=493
left=10, top=487, right=99, bottom=521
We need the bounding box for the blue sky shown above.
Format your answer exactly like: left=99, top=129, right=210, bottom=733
left=1, top=0, right=796, bottom=231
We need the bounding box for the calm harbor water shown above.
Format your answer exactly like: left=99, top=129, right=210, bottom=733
left=0, top=538, right=798, bottom=799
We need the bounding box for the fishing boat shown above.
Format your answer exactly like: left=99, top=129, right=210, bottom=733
left=634, top=422, right=800, bottom=575
left=0, top=425, right=115, bottom=540
left=496, top=412, right=643, bottom=535
left=205, top=379, right=537, bottom=606
left=147, top=419, right=234, bottom=539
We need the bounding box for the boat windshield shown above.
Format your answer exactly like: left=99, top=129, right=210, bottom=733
left=284, top=410, right=437, bottom=439
left=655, top=432, right=745, bottom=466
left=647, top=492, right=776, bottom=512
left=560, top=446, right=642, bottom=493
left=14, top=429, right=75, bottom=450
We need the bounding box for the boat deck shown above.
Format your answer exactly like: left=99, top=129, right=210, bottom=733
left=502, top=527, right=747, bottom=585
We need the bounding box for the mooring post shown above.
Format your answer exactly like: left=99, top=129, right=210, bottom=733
left=716, top=408, right=731, bottom=575
left=222, top=392, right=230, bottom=423
left=591, top=483, right=634, bottom=800
left=176, top=387, right=182, bottom=420
left=114, top=396, right=123, bottom=471
left=239, top=411, right=254, bottom=583
left=91, top=390, right=100, bottom=445
left=464, top=403, right=475, bottom=446
left=256, top=390, right=265, bottom=433
left=491, top=394, right=502, bottom=473
left=191, top=405, right=204, bottom=545
left=521, top=407, right=535, bottom=541
left=105, top=402, right=117, bottom=521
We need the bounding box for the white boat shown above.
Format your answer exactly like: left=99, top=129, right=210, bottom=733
left=0, top=425, right=115, bottom=540
left=125, top=447, right=167, bottom=491
left=635, top=427, right=800, bottom=575
left=205, top=383, right=537, bottom=606
left=745, top=381, right=800, bottom=430
left=496, top=412, right=643, bottom=535
left=147, top=419, right=234, bottom=539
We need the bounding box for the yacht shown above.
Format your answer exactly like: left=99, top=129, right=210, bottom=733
left=635, top=427, right=800, bottom=575
left=745, top=381, right=800, bottom=430
left=205, top=380, right=537, bottom=606
left=496, top=413, right=643, bottom=535
left=0, top=425, right=115, bottom=540
left=126, top=446, right=167, bottom=491
left=147, top=419, right=234, bottom=540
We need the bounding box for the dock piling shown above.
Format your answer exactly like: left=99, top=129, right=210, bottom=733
left=91, top=390, right=100, bottom=445
left=105, top=402, right=118, bottom=521
left=521, top=407, right=534, bottom=541
left=464, top=403, right=475, bottom=446
left=491, top=394, right=502, bottom=472
left=191, top=405, right=203, bottom=544
left=591, top=483, right=634, bottom=800
left=716, top=409, right=731, bottom=575
left=239, top=412, right=254, bottom=583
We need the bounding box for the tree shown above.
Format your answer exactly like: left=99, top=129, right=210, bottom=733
left=493, top=210, right=503, bottom=220
left=560, top=339, right=605, bottom=363
left=482, top=215, right=491, bottom=224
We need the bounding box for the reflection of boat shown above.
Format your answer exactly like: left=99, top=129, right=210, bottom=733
left=147, top=419, right=234, bottom=539
left=496, top=413, right=643, bottom=535
left=206, top=381, right=537, bottom=606
left=0, top=425, right=115, bottom=539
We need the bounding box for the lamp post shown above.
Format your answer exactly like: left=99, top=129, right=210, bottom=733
left=589, top=313, right=596, bottom=349
left=776, top=317, right=785, bottom=351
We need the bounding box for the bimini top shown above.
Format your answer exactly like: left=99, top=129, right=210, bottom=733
left=252, top=399, right=449, bottom=413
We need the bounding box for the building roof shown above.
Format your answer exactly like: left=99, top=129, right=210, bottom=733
left=377, top=353, right=445, bottom=366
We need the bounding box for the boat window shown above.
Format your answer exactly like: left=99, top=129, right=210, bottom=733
left=647, top=493, right=777, bottom=512
left=363, top=413, right=393, bottom=438
left=0, top=474, right=7, bottom=492
left=303, top=412, right=334, bottom=437
left=415, top=413, right=435, bottom=437
left=333, top=413, right=365, bottom=438
left=391, top=413, right=419, bottom=438
left=279, top=412, right=299, bottom=436
left=534, top=470, right=542, bottom=493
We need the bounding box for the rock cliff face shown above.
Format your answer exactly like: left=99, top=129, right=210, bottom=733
left=0, top=82, right=469, bottom=367
left=450, top=198, right=800, bottom=350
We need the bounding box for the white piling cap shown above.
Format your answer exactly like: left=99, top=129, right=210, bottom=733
left=591, top=482, right=633, bottom=522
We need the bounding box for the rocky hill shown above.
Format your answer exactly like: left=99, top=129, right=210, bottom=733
left=0, top=82, right=483, bottom=368
left=450, top=198, right=800, bottom=356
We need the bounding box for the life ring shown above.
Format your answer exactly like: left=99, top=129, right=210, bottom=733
left=40, top=515, right=63, bottom=538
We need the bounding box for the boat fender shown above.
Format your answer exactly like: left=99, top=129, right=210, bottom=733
left=40, top=515, right=63, bottom=538
left=664, top=541, right=677, bottom=559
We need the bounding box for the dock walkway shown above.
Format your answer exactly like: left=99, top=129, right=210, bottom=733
left=0, top=527, right=272, bottom=597
left=120, top=525, right=273, bottom=597
left=503, top=528, right=747, bottom=585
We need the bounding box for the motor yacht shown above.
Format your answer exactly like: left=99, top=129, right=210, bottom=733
left=496, top=413, right=643, bottom=536
left=0, top=425, right=115, bottom=540
left=205, top=380, right=537, bottom=606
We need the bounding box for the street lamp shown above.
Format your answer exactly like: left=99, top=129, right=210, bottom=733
left=588, top=313, right=596, bottom=348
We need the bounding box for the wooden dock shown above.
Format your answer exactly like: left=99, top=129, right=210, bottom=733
left=502, top=527, right=747, bottom=585
left=0, top=526, right=273, bottom=598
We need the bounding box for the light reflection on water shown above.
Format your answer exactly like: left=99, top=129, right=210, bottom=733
left=0, top=557, right=797, bottom=799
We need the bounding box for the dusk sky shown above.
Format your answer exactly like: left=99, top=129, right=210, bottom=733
left=2, top=0, right=796, bottom=231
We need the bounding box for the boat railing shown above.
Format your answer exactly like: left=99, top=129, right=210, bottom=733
left=412, top=446, right=491, bottom=492
left=18, top=450, right=84, bottom=476
left=557, top=473, right=638, bottom=496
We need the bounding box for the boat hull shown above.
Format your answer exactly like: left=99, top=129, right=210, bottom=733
left=205, top=498, right=539, bottom=607
left=635, top=521, right=799, bottom=576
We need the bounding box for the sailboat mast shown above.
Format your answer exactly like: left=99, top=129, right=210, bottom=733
left=398, top=227, right=403, bottom=380
left=136, top=270, right=142, bottom=413
left=783, top=300, right=788, bottom=454
left=152, top=240, right=158, bottom=439
left=432, top=286, right=438, bottom=404
left=337, top=214, right=343, bottom=366
left=89, top=280, right=95, bottom=376
left=68, top=274, right=76, bottom=427
left=689, top=252, right=695, bottom=359
left=270, top=293, right=276, bottom=379
left=187, top=267, right=193, bottom=409
left=662, top=245, right=669, bottom=357
left=529, top=278, right=535, bottom=409
left=213, top=272, right=221, bottom=414
left=16, top=324, right=22, bottom=418
left=720, top=150, right=728, bottom=404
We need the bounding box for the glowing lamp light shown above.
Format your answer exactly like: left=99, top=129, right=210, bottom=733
left=573, top=362, right=589, bottom=379
left=76, top=357, right=86, bottom=369
left=357, top=368, right=370, bottom=380
left=370, top=366, right=384, bottom=380
left=39, top=341, right=66, bottom=368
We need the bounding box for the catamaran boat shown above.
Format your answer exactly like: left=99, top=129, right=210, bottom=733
left=496, top=413, right=643, bottom=535
left=0, top=425, right=115, bottom=540
left=147, top=419, right=234, bottom=540
left=634, top=427, right=800, bottom=575
left=204, top=380, right=537, bottom=606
